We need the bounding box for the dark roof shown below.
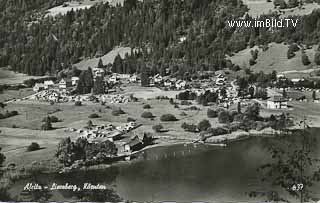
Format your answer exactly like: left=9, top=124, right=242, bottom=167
left=269, top=95, right=287, bottom=102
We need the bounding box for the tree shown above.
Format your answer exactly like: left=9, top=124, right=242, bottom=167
left=76, top=68, right=94, bottom=94
left=27, top=142, right=40, bottom=152
left=93, top=76, right=105, bottom=94
left=152, top=124, right=163, bottom=132
left=237, top=102, right=241, bottom=113
left=97, top=58, right=104, bottom=69
left=0, top=147, right=5, bottom=166
left=312, top=91, right=316, bottom=101
left=207, top=109, right=218, bottom=118
left=315, top=51, right=320, bottom=65
left=244, top=103, right=260, bottom=120
left=218, top=110, right=231, bottom=124
left=197, top=119, right=211, bottom=132
left=160, top=114, right=177, bottom=121
left=301, top=53, right=311, bottom=66
left=41, top=119, right=52, bottom=131
left=282, top=88, right=287, bottom=98
left=87, top=120, right=93, bottom=128
left=249, top=86, right=255, bottom=98
left=288, top=0, right=299, bottom=8
left=141, top=111, right=154, bottom=118
left=253, top=117, right=320, bottom=202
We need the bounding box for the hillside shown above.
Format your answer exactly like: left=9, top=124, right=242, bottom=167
left=45, top=0, right=125, bottom=17
left=228, top=43, right=320, bottom=78
left=74, top=46, right=132, bottom=70
left=242, top=0, right=320, bottom=17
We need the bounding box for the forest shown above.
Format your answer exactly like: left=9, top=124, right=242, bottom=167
left=0, top=0, right=320, bottom=77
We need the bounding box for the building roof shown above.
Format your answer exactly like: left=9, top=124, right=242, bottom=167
left=127, top=136, right=142, bottom=147
left=44, top=80, right=54, bottom=85
left=269, top=95, right=287, bottom=102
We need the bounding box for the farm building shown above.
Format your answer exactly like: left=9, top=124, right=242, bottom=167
left=44, top=80, right=54, bottom=89
left=267, top=95, right=288, bottom=109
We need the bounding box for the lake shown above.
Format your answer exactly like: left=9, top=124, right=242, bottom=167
left=8, top=129, right=320, bottom=202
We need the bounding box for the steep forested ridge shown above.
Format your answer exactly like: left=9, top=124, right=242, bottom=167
left=0, top=0, right=320, bottom=77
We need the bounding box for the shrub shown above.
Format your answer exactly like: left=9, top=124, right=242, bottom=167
left=27, top=142, right=40, bottom=152
left=75, top=101, right=82, bottom=106
left=206, top=127, right=229, bottom=136
left=112, top=108, right=125, bottom=116
left=207, top=109, right=218, bottom=118
left=152, top=124, right=163, bottom=132
left=41, top=120, right=52, bottom=131
left=160, top=114, right=177, bottom=121
left=88, top=113, right=100, bottom=118
left=127, top=117, right=136, bottom=122
left=141, top=111, right=154, bottom=118
left=42, top=116, right=60, bottom=123
left=218, top=110, right=231, bottom=124
left=181, top=100, right=192, bottom=105
left=143, top=104, right=151, bottom=109
left=181, top=122, right=199, bottom=132
left=198, top=119, right=211, bottom=132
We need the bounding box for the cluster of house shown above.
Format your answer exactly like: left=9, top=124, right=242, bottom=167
left=149, top=74, right=187, bottom=90
left=75, top=121, right=145, bottom=155
left=32, top=89, right=70, bottom=103
left=33, top=77, right=79, bottom=93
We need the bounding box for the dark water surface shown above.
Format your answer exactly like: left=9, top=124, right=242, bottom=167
left=9, top=130, right=320, bottom=202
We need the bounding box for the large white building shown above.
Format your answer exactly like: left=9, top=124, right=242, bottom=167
left=267, top=96, right=288, bottom=109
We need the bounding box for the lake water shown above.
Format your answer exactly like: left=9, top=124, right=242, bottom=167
left=8, top=130, right=320, bottom=202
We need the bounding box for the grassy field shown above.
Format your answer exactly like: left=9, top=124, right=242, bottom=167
left=0, top=86, right=223, bottom=168
left=45, top=0, right=125, bottom=17
left=74, top=46, right=132, bottom=70
left=242, top=0, right=320, bottom=18
left=0, top=68, right=45, bottom=85
left=228, top=43, right=320, bottom=78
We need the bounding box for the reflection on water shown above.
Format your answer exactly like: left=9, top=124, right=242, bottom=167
left=9, top=130, right=320, bottom=202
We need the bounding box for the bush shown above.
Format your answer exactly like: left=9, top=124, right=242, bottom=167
left=160, top=114, right=177, bottom=121
left=112, top=108, right=125, bottom=116
left=42, top=116, right=60, bottom=123
left=206, top=127, right=229, bottom=137
left=141, top=111, right=154, bottom=118
left=181, top=122, right=199, bottom=132
left=27, top=142, right=40, bottom=152
left=75, top=101, right=82, bottom=106
left=152, top=124, right=163, bottom=132
left=218, top=110, right=231, bottom=124
left=143, top=104, right=151, bottom=109
left=207, top=109, right=218, bottom=118
left=88, top=113, right=100, bottom=118
left=198, top=119, right=211, bottom=132
left=41, top=120, right=53, bottom=131
left=127, top=117, right=136, bottom=122
left=180, top=100, right=192, bottom=105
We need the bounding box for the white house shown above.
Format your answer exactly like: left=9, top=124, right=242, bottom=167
left=175, top=80, right=186, bottom=90
left=267, top=95, right=288, bottom=109
left=109, top=75, right=118, bottom=83
left=59, top=78, right=72, bottom=90
left=71, top=77, right=79, bottom=86
left=154, top=74, right=163, bottom=83
left=43, top=80, right=54, bottom=89
left=92, top=68, right=105, bottom=78
left=129, top=75, right=138, bottom=83
left=33, top=83, right=45, bottom=92
left=164, top=79, right=173, bottom=87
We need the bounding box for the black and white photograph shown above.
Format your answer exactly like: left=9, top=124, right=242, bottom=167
left=1, top=0, right=320, bottom=202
